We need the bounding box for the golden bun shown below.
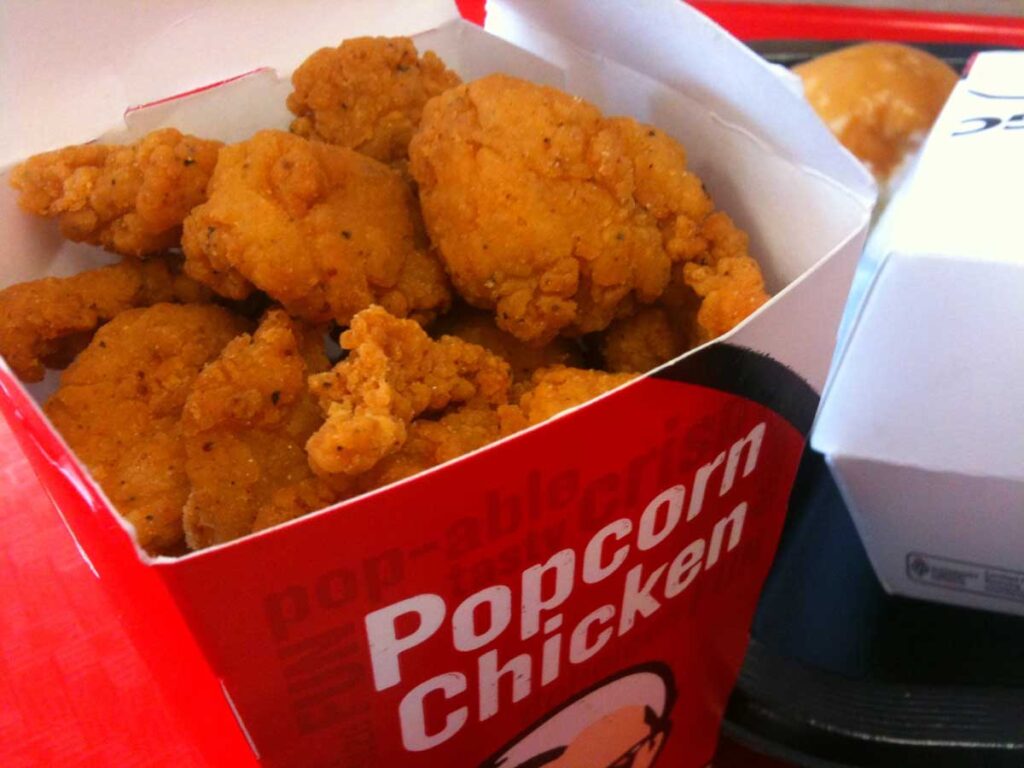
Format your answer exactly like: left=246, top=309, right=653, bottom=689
left=795, top=42, right=958, bottom=180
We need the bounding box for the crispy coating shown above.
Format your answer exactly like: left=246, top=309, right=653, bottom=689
left=44, top=304, right=248, bottom=555
left=502, top=366, right=637, bottom=432
left=353, top=364, right=634, bottom=490
left=288, top=36, right=461, bottom=163
left=251, top=479, right=341, bottom=535
left=410, top=74, right=718, bottom=344
left=600, top=305, right=688, bottom=374
left=600, top=213, right=765, bottom=369
left=181, top=310, right=341, bottom=549
left=434, top=306, right=584, bottom=381
left=306, top=306, right=511, bottom=477
left=681, top=211, right=768, bottom=342
left=10, top=129, right=221, bottom=257
left=182, top=130, right=450, bottom=324
left=0, top=258, right=211, bottom=382
left=355, top=405, right=504, bottom=492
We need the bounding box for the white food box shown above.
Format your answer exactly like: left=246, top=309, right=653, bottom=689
left=813, top=51, right=1024, bottom=617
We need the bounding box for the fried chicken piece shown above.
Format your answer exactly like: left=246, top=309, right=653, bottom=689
left=181, top=310, right=344, bottom=549
left=600, top=212, right=766, bottom=369
left=680, top=211, right=768, bottom=342
left=0, top=257, right=211, bottom=382
left=501, top=366, right=637, bottom=432
left=434, top=306, right=584, bottom=381
left=351, top=365, right=635, bottom=493
left=251, top=478, right=342, bottom=535
left=182, top=130, right=450, bottom=324
left=44, top=304, right=248, bottom=555
left=306, top=306, right=511, bottom=477
left=10, top=129, right=221, bottom=257
left=288, top=36, right=461, bottom=163
left=410, top=74, right=721, bottom=344
left=599, top=305, right=688, bottom=374
left=355, top=405, right=504, bottom=492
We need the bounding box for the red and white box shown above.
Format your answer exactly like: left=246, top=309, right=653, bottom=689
left=0, top=1, right=873, bottom=766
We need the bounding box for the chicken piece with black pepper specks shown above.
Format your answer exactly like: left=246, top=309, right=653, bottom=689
left=306, top=306, right=511, bottom=477
left=44, top=304, right=249, bottom=555
left=10, top=128, right=221, bottom=257
left=181, top=310, right=345, bottom=549
left=410, top=74, right=722, bottom=344
left=182, top=130, right=450, bottom=325
left=0, top=257, right=210, bottom=382
left=288, top=36, right=461, bottom=163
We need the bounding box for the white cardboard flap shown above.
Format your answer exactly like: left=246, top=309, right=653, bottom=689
left=814, top=254, right=1024, bottom=481
left=830, top=456, right=1024, bottom=616
left=0, top=0, right=461, bottom=166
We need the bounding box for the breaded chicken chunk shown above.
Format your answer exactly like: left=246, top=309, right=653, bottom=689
left=181, top=310, right=340, bottom=549
left=288, top=36, right=461, bottom=163
left=44, top=304, right=248, bottom=554
left=351, top=364, right=635, bottom=492
left=599, top=305, right=688, bottom=374
left=681, top=211, right=768, bottom=342
left=10, top=129, right=221, bottom=257
left=410, top=74, right=719, bottom=344
left=355, top=405, right=504, bottom=492
left=306, top=306, right=510, bottom=477
left=434, top=306, right=584, bottom=381
left=182, top=130, right=450, bottom=324
left=501, top=366, right=637, bottom=432
left=0, top=258, right=210, bottom=382
left=600, top=213, right=766, bottom=370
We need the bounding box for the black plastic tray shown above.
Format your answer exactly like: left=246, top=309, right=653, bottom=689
left=724, top=445, right=1024, bottom=766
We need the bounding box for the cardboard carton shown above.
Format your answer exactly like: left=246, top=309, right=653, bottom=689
left=813, top=50, right=1024, bottom=618
left=0, top=1, right=873, bottom=765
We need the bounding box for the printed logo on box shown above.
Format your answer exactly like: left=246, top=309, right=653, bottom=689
left=481, top=663, right=676, bottom=768
left=906, top=552, right=1024, bottom=604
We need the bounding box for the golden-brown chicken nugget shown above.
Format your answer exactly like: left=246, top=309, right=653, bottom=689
left=501, top=366, right=637, bottom=432
left=182, top=130, right=450, bottom=324
left=410, top=74, right=720, bottom=344
left=601, top=212, right=766, bottom=369
left=10, top=129, right=221, bottom=257
left=434, top=306, right=584, bottom=381
left=288, top=36, right=461, bottom=163
left=44, top=304, right=249, bottom=555
left=182, top=310, right=341, bottom=549
left=600, top=305, right=688, bottom=374
left=355, top=405, right=504, bottom=492
left=306, top=306, right=511, bottom=477
left=681, top=211, right=768, bottom=343
left=0, top=258, right=210, bottom=382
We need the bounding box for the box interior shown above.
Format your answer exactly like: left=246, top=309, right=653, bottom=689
left=0, top=6, right=873, bottom=564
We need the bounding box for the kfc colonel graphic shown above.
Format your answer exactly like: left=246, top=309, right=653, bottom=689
left=482, top=664, right=675, bottom=768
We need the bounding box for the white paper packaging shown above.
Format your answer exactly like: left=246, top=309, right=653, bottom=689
left=813, top=51, right=1024, bottom=616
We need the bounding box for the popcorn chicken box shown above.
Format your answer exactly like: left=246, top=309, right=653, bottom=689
left=0, top=1, right=874, bottom=766
left=813, top=50, right=1024, bottom=618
